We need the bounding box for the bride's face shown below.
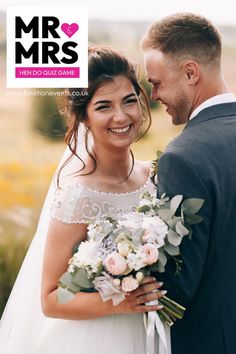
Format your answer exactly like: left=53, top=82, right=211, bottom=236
left=86, top=75, right=142, bottom=149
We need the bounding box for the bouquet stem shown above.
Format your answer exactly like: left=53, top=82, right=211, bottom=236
left=158, top=309, right=174, bottom=327
left=158, top=295, right=186, bottom=326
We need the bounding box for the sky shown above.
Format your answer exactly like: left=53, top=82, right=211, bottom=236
left=1, top=0, right=236, bottom=25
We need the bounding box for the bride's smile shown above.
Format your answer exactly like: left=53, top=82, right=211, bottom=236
left=108, top=123, right=132, bottom=135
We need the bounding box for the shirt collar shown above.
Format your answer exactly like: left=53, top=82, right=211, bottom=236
left=189, top=93, right=236, bottom=121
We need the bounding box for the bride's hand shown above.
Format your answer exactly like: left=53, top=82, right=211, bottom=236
left=113, top=277, right=166, bottom=315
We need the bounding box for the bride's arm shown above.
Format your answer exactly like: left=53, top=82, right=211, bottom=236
left=41, top=219, right=164, bottom=320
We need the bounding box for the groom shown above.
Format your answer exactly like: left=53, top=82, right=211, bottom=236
left=141, top=13, right=236, bottom=354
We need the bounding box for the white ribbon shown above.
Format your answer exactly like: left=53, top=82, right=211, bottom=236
left=144, top=302, right=171, bottom=354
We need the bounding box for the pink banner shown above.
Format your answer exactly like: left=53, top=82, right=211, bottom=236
left=15, top=67, right=80, bottom=78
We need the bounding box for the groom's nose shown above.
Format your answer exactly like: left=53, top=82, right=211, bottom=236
left=151, top=87, right=159, bottom=101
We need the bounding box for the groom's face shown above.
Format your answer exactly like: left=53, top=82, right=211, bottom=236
left=144, top=49, right=191, bottom=125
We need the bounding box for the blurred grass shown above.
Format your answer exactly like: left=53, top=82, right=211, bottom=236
left=0, top=162, right=57, bottom=208
left=0, top=232, right=32, bottom=315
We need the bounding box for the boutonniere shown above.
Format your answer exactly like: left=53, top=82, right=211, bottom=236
left=150, top=150, right=163, bottom=186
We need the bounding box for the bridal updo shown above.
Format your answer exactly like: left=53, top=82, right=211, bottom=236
left=58, top=45, right=151, bottom=182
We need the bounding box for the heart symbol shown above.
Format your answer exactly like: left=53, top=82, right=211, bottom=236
left=61, top=23, right=79, bottom=38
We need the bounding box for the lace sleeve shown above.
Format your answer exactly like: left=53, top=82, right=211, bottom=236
left=50, top=178, right=156, bottom=224
left=50, top=185, right=93, bottom=224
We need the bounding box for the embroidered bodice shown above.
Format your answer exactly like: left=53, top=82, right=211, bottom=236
left=50, top=177, right=155, bottom=224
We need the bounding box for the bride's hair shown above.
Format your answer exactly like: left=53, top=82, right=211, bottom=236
left=0, top=46, right=152, bottom=353
left=57, top=45, right=151, bottom=185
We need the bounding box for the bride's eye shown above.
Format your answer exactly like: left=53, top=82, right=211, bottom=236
left=124, top=98, right=138, bottom=105
left=95, top=105, right=112, bottom=111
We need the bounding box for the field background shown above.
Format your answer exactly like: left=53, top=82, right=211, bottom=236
left=0, top=14, right=235, bottom=314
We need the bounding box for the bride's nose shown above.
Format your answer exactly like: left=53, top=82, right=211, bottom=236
left=112, top=105, right=129, bottom=122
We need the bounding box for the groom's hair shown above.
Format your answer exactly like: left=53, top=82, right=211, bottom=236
left=140, top=12, right=222, bottom=68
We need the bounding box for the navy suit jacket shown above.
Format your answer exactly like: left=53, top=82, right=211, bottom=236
left=157, top=102, right=236, bottom=354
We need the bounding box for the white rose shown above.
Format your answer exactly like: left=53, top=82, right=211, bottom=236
left=118, top=213, right=142, bottom=229
left=113, top=278, right=121, bottom=287
left=118, top=241, right=132, bottom=257
left=142, top=216, right=168, bottom=245
left=73, top=240, right=98, bottom=267
left=127, top=251, right=146, bottom=271
left=136, top=271, right=144, bottom=283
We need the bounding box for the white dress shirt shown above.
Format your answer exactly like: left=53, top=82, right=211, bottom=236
left=189, top=93, right=236, bottom=120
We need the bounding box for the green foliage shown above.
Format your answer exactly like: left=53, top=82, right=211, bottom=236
left=0, top=233, right=30, bottom=317
left=56, top=286, right=75, bottom=304
left=32, top=89, right=66, bottom=141
left=57, top=268, right=94, bottom=304
left=140, top=77, right=160, bottom=110
left=73, top=268, right=94, bottom=289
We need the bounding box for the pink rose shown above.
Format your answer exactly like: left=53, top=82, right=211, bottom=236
left=142, top=243, right=159, bottom=265
left=121, top=276, right=139, bottom=292
left=105, top=252, right=127, bottom=275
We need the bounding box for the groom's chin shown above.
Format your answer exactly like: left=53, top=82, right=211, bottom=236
left=171, top=115, right=188, bottom=126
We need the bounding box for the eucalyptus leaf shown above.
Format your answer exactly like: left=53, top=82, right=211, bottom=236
left=167, top=216, right=181, bottom=229
left=186, top=214, right=204, bottom=225
left=58, top=272, right=81, bottom=293
left=157, top=209, right=173, bottom=222
left=132, top=228, right=144, bottom=246
left=58, top=271, right=74, bottom=287
left=114, top=230, right=131, bottom=242
left=150, top=262, right=160, bottom=272
left=175, top=221, right=189, bottom=237
left=73, top=268, right=94, bottom=289
left=95, top=262, right=104, bottom=276
left=170, top=195, right=183, bottom=215
left=164, top=243, right=180, bottom=256
left=57, top=286, right=75, bottom=304
left=181, top=198, right=204, bottom=215
left=95, top=223, right=113, bottom=242
left=101, top=222, right=113, bottom=235
left=157, top=261, right=165, bottom=273
left=158, top=250, right=167, bottom=268
left=167, top=229, right=183, bottom=246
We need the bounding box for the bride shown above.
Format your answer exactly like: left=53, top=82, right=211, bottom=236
left=0, top=46, right=166, bottom=354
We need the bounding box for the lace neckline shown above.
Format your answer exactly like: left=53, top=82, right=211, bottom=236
left=71, top=176, right=152, bottom=196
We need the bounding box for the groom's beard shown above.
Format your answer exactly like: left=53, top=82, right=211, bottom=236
left=169, top=95, right=191, bottom=126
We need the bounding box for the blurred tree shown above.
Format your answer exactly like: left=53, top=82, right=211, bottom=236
left=140, top=76, right=159, bottom=110
left=32, top=89, right=66, bottom=141
left=0, top=231, right=30, bottom=316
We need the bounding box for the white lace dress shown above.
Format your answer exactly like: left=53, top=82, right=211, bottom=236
left=36, top=177, right=155, bottom=354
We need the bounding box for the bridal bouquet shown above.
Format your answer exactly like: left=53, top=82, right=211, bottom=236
left=57, top=192, right=204, bottom=326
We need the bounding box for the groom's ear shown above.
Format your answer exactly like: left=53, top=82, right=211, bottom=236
left=183, top=61, right=200, bottom=85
